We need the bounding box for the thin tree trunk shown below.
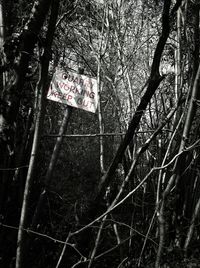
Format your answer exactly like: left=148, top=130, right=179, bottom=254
left=0, top=0, right=7, bottom=90
left=174, top=6, right=182, bottom=102
left=15, top=1, right=59, bottom=267
left=96, top=3, right=109, bottom=175
left=184, top=195, right=200, bottom=251
left=97, top=60, right=105, bottom=174
left=0, top=0, right=4, bottom=48
left=13, top=108, right=33, bottom=202
left=31, top=106, right=72, bottom=229
left=88, top=216, right=107, bottom=268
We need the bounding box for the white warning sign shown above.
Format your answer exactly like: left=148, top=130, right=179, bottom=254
left=47, top=69, right=98, bottom=113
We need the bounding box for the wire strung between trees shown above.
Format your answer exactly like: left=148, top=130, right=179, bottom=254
left=43, top=129, right=173, bottom=138
left=0, top=165, right=29, bottom=171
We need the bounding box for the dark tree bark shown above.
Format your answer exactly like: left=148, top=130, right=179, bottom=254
left=0, top=0, right=52, bottom=141
left=0, top=1, right=52, bottom=267
left=15, top=1, right=60, bottom=267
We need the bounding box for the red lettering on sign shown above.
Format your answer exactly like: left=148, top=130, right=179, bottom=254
left=67, top=95, right=73, bottom=101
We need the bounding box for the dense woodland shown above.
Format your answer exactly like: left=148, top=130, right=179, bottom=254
left=0, top=0, right=200, bottom=267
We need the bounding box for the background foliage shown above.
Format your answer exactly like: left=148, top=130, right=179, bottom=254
left=0, top=0, right=200, bottom=267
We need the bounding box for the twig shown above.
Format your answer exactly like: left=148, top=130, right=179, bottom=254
left=88, top=216, right=107, bottom=268
left=117, top=257, right=128, bottom=268
left=0, top=223, right=85, bottom=259
left=138, top=210, right=157, bottom=266
left=107, top=218, right=158, bottom=246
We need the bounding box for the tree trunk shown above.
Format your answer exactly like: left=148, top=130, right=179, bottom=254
left=0, top=0, right=51, bottom=137
left=15, top=1, right=59, bottom=267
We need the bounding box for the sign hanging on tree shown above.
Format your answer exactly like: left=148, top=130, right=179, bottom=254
left=47, top=69, right=98, bottom=113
